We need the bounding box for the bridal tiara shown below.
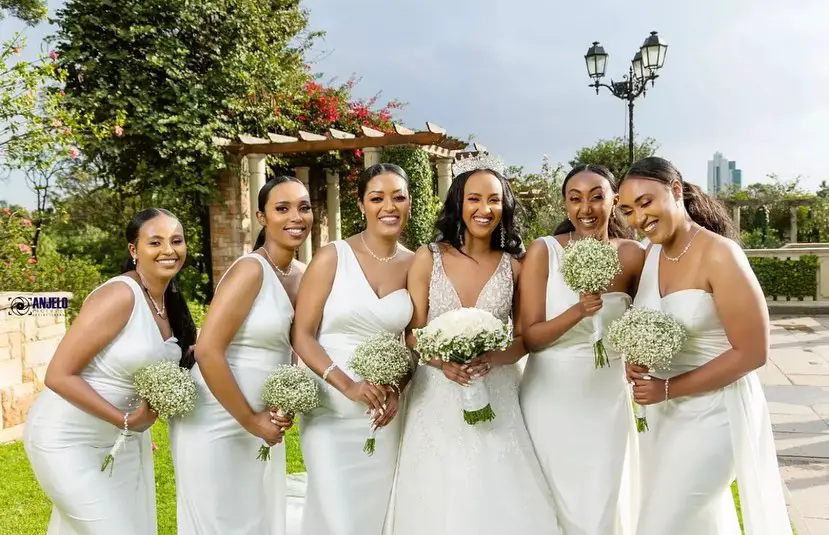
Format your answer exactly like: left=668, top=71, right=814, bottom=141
left=451, top=153, right=506, bottom=178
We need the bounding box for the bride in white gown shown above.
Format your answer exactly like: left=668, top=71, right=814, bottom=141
left=170, top=177, right=311, bottom=534
left=519, top=164, right=643, bottom=535
left=24, top=208, right=197, bottom=535
left=617, top=157, right=791, bottom=535
left=291, top=164, right=415, bottom=535
left=389, top=157, right=563, bottom=535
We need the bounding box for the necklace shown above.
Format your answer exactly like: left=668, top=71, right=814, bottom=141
left=360, top=231, right=398, bottom=263
left=260, top=247, right=293, bottom=277
left=136, top=269, right=166, bottom=317
left=662, top=225, right=702, bottom=262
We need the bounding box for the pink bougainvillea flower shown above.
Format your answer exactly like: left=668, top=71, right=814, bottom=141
left=22, top=219, right=32, bottom=226
left=19, top=243, right=32, bottom=254
left=28, top=257, right=37, bottom=264
left=114, top=125, right=124, bottom=136
left=353, top=149, right=363, bottom=158
left=2, top=208, right=10, bottom=215
left=68, top=147, right=79, bottom=160
left=49, top=50, right=58, bottom=60
left=151, top=443, right=158, bottom=452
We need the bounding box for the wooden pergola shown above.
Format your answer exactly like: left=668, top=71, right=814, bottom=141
left=723, top=197, right=814, bottom=243
left=207, top=121, right=473, bottom=286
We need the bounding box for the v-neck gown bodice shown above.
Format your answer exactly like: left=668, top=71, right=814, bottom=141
left=299, top=240, right=413, bottom=535
left=387, top=243, right=563, bottom=535
left=632, top=245, right=791, bottom=535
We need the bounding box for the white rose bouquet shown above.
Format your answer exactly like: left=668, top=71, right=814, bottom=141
left=607, top=306, right=687, bottom=432
left=560, top=236, right=623, bottom=368
left=257, top=364, right=320, bottom=461
left=413, top=308, right=512, bottom=425
left=102, top=361, right=197, bottom=475
left=347, top=332, right=412, bottom=456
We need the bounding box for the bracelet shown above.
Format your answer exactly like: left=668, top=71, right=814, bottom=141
left=322, top=363, right=338, bottom=382
left=664, top=378, right=670, bottom=402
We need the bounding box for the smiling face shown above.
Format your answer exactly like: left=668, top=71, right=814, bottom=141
left=258, top=180, right=312, bottom=249
left=462, top=171, right=503, bottom=241
left=129, top=213, right=187, bottom=279
left=359, top=172, right=411, bottom=238
left=564, top=171, right=617, bottom=237
left=618, top=175, right=684, bottom=244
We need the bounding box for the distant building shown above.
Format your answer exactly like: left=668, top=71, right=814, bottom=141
left=707, top=152, right=742, bottom=195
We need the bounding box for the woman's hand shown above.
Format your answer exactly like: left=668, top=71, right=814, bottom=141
left=465, top=354, right=493, bottom=379
left=244, top=411, right=285, bottom=446
left=632, top=375, right=668, bottom=406
left=344, top=380, right=387, bottom=413
left=270, top=409, right=294, bottom=431
left=576, top=292, right=603, bottom=318
left=625, top=362, right=650, bottom=384
left=126, top=399, right=158, bottom=432
left=371, top=385, right=400, bottom=429
left=440, top=361, right=473, bottom=386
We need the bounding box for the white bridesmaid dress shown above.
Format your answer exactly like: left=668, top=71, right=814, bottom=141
left=388, top=244, right=563, bottom=535
left=170, top=253, right=293, bottom=535
left=24, top=276, right=181, bottom=535
left=519, top=236, right=639, bottom=535
left=633, top=244, right=791, bottom=535
left=299, top=240, right=413, bottom=535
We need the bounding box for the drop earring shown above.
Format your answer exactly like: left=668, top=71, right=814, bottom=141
left=500, top=224, right=506, bottom=248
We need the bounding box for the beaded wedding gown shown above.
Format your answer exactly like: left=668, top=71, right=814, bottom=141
left=520, top=236, right=639, bottom=535
left=632, top=245, right=791, bottom=535
left=387, top=244, right=563, bottom=535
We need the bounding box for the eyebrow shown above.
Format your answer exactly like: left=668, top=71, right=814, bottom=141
left=368, top=189, right=405, bottom=194
left=567, top=186, right=604, bottom=194
left=146, top=234, right=183, bottom=240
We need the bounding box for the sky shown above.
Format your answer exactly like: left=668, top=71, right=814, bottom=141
left=3, top=0, right=829, bottom=208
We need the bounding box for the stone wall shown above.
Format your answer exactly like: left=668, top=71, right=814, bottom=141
left=0, top=292, right=71, bottom=443
left=209, top=157, right=251, bottom=289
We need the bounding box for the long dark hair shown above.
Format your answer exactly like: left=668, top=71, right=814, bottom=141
left=120, top=208, right=198, bottom=368
left=434, top=168, right=524, bottom=256
left=622, top=156, right=735, bottom=239
left=358, top=163, right=409, bottom=200
left=553, top=163, right=632, bottom=239
left=253, top=175, right=306, bottom=250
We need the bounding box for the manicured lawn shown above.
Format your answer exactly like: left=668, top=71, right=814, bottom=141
left=0, top=422, right=304, bottom=535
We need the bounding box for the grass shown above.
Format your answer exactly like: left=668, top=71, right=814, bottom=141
left=1, top=426, right=792, bottom=535
left=0, top=422, right=305, bottom=535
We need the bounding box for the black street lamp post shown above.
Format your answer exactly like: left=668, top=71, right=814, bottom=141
left=584, top=31, right=668, bottom=166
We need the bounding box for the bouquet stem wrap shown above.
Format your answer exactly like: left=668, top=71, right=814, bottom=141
left=590, top=314, right=610, bottom=368
left=461, top=378, right=495, bottom=424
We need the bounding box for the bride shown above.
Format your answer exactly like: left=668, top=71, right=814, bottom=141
left=387, top=154, right=563, bottom=535
left=618, top=157, right=791, bottom=535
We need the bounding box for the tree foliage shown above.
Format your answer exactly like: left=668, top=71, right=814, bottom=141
left=381, top=146, right=438, bottom=249
left=0, top=0, right=46, bottom=25
left=509, top=155, right=567, bottom=242
left=569, top=136, right=659, bottom=180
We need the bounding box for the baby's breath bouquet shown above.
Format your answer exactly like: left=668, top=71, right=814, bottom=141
left=413, top=308, right=512, bottom=425
left=607, top=306, right=687, bottom=432
left=258, top=364, right=320, bottom=461
left=101, top=361, right=197, bottom=475
left=348, top=332, right=412, bottom=456
left=560, top=236, right=623, bottom=368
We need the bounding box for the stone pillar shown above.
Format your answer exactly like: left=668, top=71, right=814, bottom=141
left=209, top=158, right=251, bottom=288
left=246, top=154, right=267, bottom=245
left=436, top=157, right=453, bottom=202
left=732, top=205, right=741, bottom=232
left=364, top=147, right=382, bottom=168
left=296, top=166, right=313, bottom=263
left=325, top=170, right=341, bottom=242
left=790, top=205, right=799, bottom=244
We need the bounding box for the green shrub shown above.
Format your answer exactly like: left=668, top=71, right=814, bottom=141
left=381, top=146, right=438, bottom=249
left=748, top=255, right=818, bottom=300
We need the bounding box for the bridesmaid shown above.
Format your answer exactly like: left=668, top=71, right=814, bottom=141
left=23, top=208, right=196, bottom=535
left=618, top=157, right=791, bottom=534
left=171, top=176, right=312, bottom=535
left=519, top=164, right=644, bottom=535
left=292, top=163, right=414, bottom=535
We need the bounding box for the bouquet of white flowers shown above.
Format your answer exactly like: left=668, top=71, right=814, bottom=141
left=102, top=361, right=197, bottom=475
left=560, top=236, right=623, bottom=368
left=348, top=332, right=412, bottom=455
left=607, top=306, right=687, bottom=432
left=258, top=364, right=320, bottom=461
left=413, top=308, right=512, bottom=425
